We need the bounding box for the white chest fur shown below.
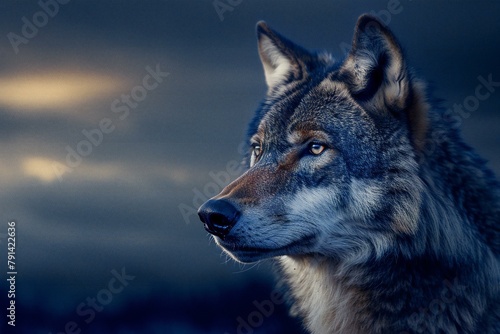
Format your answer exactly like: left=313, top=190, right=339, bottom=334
left=279, top=256, right=368, bottom=334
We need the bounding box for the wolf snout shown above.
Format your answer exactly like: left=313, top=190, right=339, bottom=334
left=198, top=199, right=240, bottom=239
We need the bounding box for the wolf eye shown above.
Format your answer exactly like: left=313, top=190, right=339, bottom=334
left=250, top=144, right=262, bottom=166
left=252, top=144, right=262, bottom=158
left=309, top=143, right=325, bottom=155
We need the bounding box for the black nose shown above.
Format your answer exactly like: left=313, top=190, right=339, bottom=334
left=198, top=199, right=240, bottom=239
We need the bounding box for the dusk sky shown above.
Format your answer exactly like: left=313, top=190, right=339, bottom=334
left=0, top=1, right=499, bottom=333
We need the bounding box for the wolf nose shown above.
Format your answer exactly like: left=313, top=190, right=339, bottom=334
left=198, top=199, right=240, bottom=239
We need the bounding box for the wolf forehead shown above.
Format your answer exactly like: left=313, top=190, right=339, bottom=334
left=249, top=78, right=375, bottom=142
left=248, top=74, right=384, bottom=158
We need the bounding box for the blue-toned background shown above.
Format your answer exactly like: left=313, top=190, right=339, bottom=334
left=0, top=1, right=499, bottom=333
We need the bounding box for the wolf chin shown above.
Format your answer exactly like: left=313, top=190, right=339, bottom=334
left=198, top=15, right=500, bottom=333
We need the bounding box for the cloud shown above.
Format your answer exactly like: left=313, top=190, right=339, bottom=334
left=0, top=72, right=128, bottom=111
left=22, top=156, right=127, bottom=184
left=22, top=157, right=69, bottom=183
left=19, top=153, right=192, bottom=187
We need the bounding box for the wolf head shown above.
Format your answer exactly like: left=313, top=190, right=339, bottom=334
left=198, top=15, right=429, bottom=264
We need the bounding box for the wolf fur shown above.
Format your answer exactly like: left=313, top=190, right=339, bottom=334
left=198, top=15, right=500, bottom=333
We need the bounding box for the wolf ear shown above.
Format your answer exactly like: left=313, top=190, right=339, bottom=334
left=341, top=15, right=428, bottom=150
left=340, top=15, right=410, bottom=111
left=256, top=21, right=312, bottom=90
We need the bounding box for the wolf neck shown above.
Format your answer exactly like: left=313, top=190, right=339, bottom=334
left=418, top=124, right=500, bottom=258
left=279, top=243, right=498, bottom=334
left=279, top=255, right=370, bottom=334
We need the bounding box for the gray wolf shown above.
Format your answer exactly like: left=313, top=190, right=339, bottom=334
left=198, top=15, right=500, bottom=333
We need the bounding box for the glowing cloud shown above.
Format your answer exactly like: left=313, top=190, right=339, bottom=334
left=22, top=157, right=70, bottom=183
left=0, top=72, right=128, bottom=111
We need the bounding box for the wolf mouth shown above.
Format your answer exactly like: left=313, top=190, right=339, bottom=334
left=216, top=234, right=317, bottom=255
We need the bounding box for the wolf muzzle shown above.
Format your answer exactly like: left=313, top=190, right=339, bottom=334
left=198, top=199, right=240, bottom=239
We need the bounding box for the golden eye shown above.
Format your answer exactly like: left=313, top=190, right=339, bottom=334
left=309, top=143, right=325, bottom=155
